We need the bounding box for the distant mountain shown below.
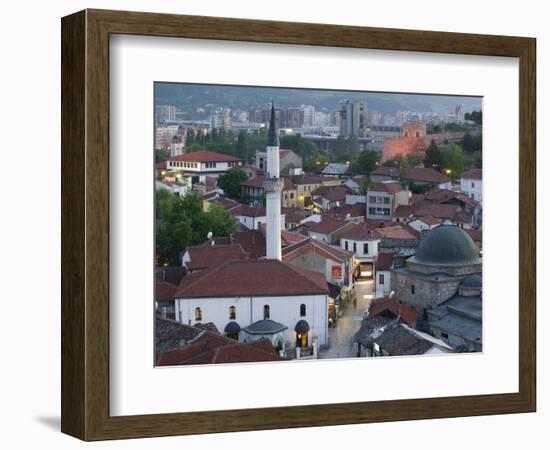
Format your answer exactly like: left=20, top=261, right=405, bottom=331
left=155, top=82, right=482, bottom=117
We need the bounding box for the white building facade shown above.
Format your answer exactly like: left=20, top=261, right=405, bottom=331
left=175, top=294, right=328, bottom=348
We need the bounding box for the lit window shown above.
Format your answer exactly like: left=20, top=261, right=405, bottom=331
left=263, top=305, right=270, bottom=319
left=229, top=306, right=236, bottom=320
left=195, top=307, right=202, bottom=321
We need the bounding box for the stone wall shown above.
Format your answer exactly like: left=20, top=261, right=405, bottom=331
left=391, top=270, right=462, bottom=311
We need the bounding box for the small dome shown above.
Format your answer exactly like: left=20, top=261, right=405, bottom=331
left=414, top=225, right=480, bottom=266
left=294, top=320, right=310, bottom=333
left=461, top=274, right=482, bottom=288
left=224, top=321, right=241, bottom=334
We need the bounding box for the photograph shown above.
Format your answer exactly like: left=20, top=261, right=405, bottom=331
left=153, top=83, right=483, bottom=366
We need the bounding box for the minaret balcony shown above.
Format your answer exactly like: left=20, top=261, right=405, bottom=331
left=263, top=177, right=284, bottom=193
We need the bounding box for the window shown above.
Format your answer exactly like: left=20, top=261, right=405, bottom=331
left=411, top=285, right=415, bottom=295
left=383, top=197, right=390, bottom=204
left=368, top=196, right=377, bottom=203
left=195, top=307, right=202, bottom=321
left=344, top=240, right=348, bottom=250
left=263, top=304, right=270, bottom=319
left=229, top=306, right=236, bottom=320
left=441, top=332, right=449, bottom=340
left=379, top=274, right=385, bottom=284
left=353, top=242, right=357, bottom=253
left=290, top=193, right=294, bottom=199
left=368, top=207, right=376, bottom=215
left=471, top=182, right=475, bottom=188
left=363, top=243, right=369, bottom=254
left=300, top=304, right=306, bottom=317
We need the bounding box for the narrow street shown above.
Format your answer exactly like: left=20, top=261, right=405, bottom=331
left=319, top=280, right=374, bottom=360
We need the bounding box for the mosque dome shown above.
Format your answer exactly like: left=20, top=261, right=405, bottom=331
left=414, top=225, right=480, bottom=267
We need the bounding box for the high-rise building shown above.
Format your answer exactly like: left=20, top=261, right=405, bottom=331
left=301, top=105, right=315, bottom=127
left=210, top=109, right=232, bottom=129
left=155, top=105, right=176, bottom=124
left=339, top=100, right=368, bottom=137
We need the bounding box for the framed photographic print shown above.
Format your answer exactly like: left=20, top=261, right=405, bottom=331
left=61, top=9, right=536, bottom=441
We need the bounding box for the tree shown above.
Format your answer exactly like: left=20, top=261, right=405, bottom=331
left=441, top=144, right=466, bottom=180
left=406, top=153, right=422, bottom=168
left=461, top=132, right=482, bottom=154
left=155, top=189, right=238, bottom=266
left=217, top=167, right=248, bottom=200
left=465, top=110, right=482, bottom=125
left=235, top=130, right=250, bottom=162
left=358, top=176, right=374, bottom=195
left=423, top=139, right=443, bottom=171
left=351, top=150, right=380, bottom=175
left=303, top=152, right=330, bottom=173
left=204, top=203, right=237, bottom=237
left=155, top=148, right=170, bottom=163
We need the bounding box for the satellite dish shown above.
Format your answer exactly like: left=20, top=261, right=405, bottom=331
left=207, top=231, right=213, bottom=240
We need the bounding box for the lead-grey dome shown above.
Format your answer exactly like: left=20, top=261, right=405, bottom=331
left=414, top=225, right=480, bottom=266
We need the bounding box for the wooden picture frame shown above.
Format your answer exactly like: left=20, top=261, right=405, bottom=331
left=61, top=9, right=536, bottom=441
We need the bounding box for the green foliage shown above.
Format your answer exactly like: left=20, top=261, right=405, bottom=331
left=332, top=135, right=360, bottom=162
left=155, top=148, right=170, bottom=163
left=280, top=134, right=319, bottom=159
left=461, top=132, right=482, bottom=154
left=351, top=150, right=380, bottom=175
left=444, top=123, right=468, bottom=132
left=423, top=139, right=443, bottom=171
left=464, top=110, right=482, bottom=125
left=217, top=167, right=249, bottom=200
left=358, top=177, right=374, bottom=195
left=155, top=190, right=237, bottom=266
left=441, top=144, right=466, bottom=179
left=303, top=152, right=330, bottom=173
left=406, top=153, right=422, bottom=168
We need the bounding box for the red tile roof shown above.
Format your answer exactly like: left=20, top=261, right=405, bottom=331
left=414, top=215, right=441, bottom=226
left=372, top=167, right=451, bottom=184
left=241, top=176, right=295, bottom=190
left=155, top=161, right=168, bottom=169
left=460, top=168, right=482, bottom=180
left=393, top=205, right=414, bottom=218
left=465, top=228, right=482, bottom=242
left=156, top=333, right=283, bottom=366
left=231, top=205, right=267, bottom=218
left=371, top=166, right=400, bottom=177
left=283, top=238, right=354, bottom=264
left=155, top=281, right=178, bottom=302
left=368, top=297, right=418, bottom=326
left=370, top=182, right=405, bottom=193
left=340, top=222, right=382, bottom=241
left=175, top=259, right=328, bottom=298
left=169, top=150, right=242, bottom=163
left=413, top=203, right=462, bottom=220
left=211, top=197, right=242, bottom=211
left=307, top=217, right=355, bottom=235
left=402, top=167, right=451, bottom=184
left=374, top=225, right=418, bottom=240
left=185, top=244, right=249, bottom=271
left=375, top=253, right=393, bottom=271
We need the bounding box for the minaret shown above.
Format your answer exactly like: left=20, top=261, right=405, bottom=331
left=264, top=102, right=283, bottom=260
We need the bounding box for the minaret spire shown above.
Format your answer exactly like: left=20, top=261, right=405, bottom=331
left=267, top=100, right=279, bottom=147
left=264, top=101, right=283, bottom=260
